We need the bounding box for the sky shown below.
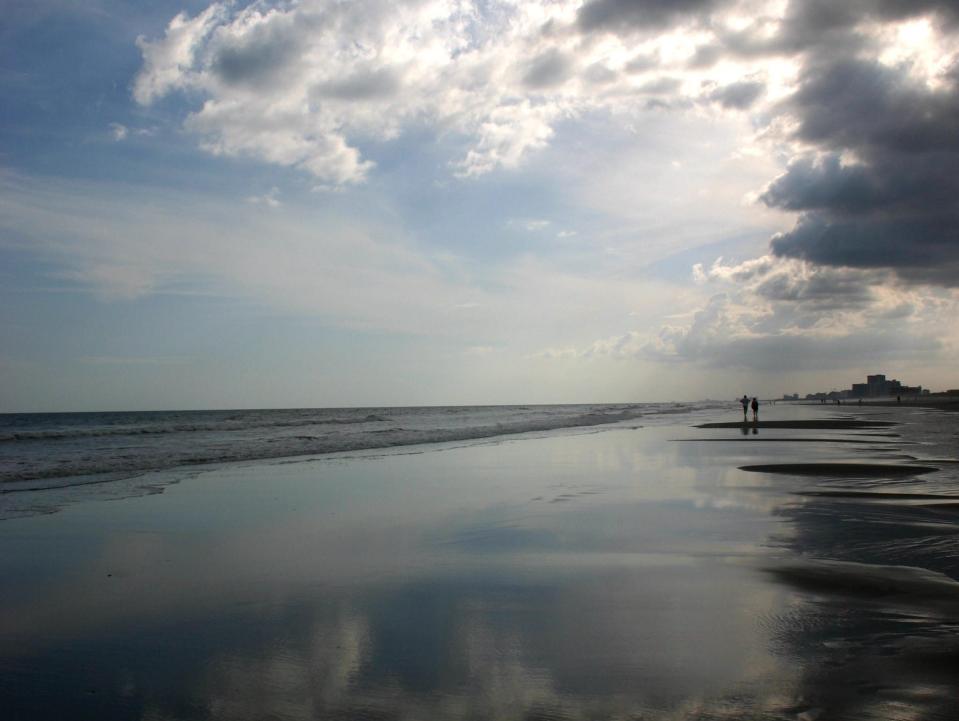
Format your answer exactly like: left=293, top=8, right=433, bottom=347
left=2, top=0, right=959, bottom=411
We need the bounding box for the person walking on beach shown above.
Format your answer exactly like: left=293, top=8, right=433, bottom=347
left=751, top=397, right=759, bottom=422
left=740, top=395, right=749, bottom=421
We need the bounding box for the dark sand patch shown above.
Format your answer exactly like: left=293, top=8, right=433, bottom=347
left=673, top=438, right=888, bottom=444
left=928, top=503, right=959, bottom=512
left=793, top=490, right=953, bottom=500
left=696, top=420, right=896, bottom=430
left=764, top=559, right=959, bottom=602
left=740, top=463, right=937, bottom=478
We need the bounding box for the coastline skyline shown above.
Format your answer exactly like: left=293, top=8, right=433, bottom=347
left=3, top=1, right=959, bottom=412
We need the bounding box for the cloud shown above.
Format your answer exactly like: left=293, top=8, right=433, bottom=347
left=648, top=256, right=952, bottom=369
left=245, top=187, right=281, bottom=207
left=128, top=0, right=959, bottom=306
left=314, top=67, right=402, bottom=101
left=707, top=80, right=764, bottom=109
left=522, top=49, right=574, bottom=88
left=508, top=218, right=550, bottom=231
left=135, top=1, right=584, bottom=185
left=56, top=263, right=158, bottom=301
left=208, top=9, right=304, bottom=89
left=577, top=0, right=721, bottom=34
left=544, top=253, right=954, bottom=372
left=131, top=0, right=807, bottom=186
left=788, top=58, right=959, bottom=156
left=79, top=356, right=190, bottom=365
left=133, top=5, right=225, bottom=105
left=779, top=0, right=959, bottom=51
left=552, top=0, right=959, bottom=290
left=713, top=1, right=959, bottom=59
left=1, top=173, right=676, bottom=352
left=637, top=76, right=682, bottom=95
left=760, top=54, right=959, bottom=285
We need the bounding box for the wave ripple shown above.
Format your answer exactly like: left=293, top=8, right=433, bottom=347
left=0, top=403, right=718, bottom=490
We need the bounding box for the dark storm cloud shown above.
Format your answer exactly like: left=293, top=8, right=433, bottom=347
left=782, top=0, right=959, bottom=41
left=577, top=0, right=721, bottom=33
left=759, top=154, right=956, bottom=215
left=763, top=57, right=959, bottom=285
left=575, top=0, right=957, bottom=52
left=752, top=265, right=878, bottom=311
left=770, top=216, right=959, bottom=284
left=568, top=0, right=959, bottom=285
left=790, top=59, right=959, bottom=154
left=714, top=1, right=959, bottom=60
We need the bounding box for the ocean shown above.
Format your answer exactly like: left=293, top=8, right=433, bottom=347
left=0, top=402, right=725, bottom=492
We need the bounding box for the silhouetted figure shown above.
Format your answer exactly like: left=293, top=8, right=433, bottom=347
left=897, top=395, right=901, bottom=403
left=751, top=397, right=759, bottom=421
left=858, top=398, right=862, bottom=405
left=740, top=394, right=749, bottom=421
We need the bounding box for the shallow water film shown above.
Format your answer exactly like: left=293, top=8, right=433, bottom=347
left=1, top=404, right=957, bottom=720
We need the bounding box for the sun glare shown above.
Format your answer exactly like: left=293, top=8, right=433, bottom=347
left=876, top=17, right=959, bottom=89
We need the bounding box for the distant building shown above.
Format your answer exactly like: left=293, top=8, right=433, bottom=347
left=867, top=374, right=887, bottom=396
left=807, top=373, right=924, bottom=401
left=857, top=373, right=920, bottom=398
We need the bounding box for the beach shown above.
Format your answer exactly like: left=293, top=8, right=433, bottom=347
left=1, top=402, right=957, bottom=720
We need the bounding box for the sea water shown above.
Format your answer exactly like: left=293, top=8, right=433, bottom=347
left=0, top=402, right=725, bottom=490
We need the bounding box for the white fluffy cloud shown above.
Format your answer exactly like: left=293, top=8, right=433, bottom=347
left=134, top=0, right=794, bottom=186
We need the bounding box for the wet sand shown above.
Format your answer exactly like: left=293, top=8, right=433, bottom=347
left=1, top=403, right=957, bottom=720
left=739, top=462, right=939, bottom=477
left=697, top=419, right=896, bottom=429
